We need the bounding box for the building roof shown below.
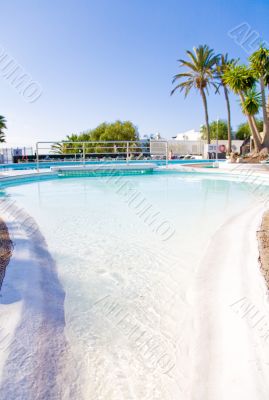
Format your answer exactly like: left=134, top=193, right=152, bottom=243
left=172, top=129, right=201, bottom=141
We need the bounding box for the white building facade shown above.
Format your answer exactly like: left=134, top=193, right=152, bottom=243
left=172, top=129, right=202, bottom=141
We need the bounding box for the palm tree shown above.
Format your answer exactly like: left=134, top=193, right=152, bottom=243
left=0, top=115, right=7, bottom=143
left=50, top=142, right=68, bottom=154
left=223, top=65, right=262, bottom=152
left=249, top=47, right=269, bottom=147
left=171, top=45, right=220, bottom=144
left=242, top=89, right=262, bottom=152
left=216, top=54, right=237, bottom=153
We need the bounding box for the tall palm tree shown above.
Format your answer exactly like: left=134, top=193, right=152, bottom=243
left=0, top=115, right=7, bottom=143
left=216, top=54, right=236, bottom=153
left=249, top=47, right=269, bottom=147
left=171, top=45, right=220, bottom=144
left=223, top=65, right=262, bottom=152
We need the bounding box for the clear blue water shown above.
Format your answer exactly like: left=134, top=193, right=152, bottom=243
left=0, top=159, right=221, bottom=171
left=3, top=172, right=267, bottom=398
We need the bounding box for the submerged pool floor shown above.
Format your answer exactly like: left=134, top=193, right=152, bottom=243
left=2, top=173, right=268, bottom=399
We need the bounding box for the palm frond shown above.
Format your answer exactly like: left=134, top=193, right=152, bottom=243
left=223, top=65, right=256, bottom=93
left=0, top=116, right=7, bottom=130
left=172, top=72, right=194, bottom=84
left=241, top=88, right=262, bottom=116
left=171, top=44, right=219, bottom=95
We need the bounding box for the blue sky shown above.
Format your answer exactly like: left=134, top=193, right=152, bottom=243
left=0, top=0, right=268, bottom=146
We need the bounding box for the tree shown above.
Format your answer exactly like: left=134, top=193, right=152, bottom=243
left=51, top=142, right=70, bottom=154
left=171, top=45, right=220, bottom=144
left=51, top=120, right=139, bottom=154
left=0, top=115, right=7, bottom=143
left=200, top=120, right=229, bottom=140
left=223, top=65, right=262, bottom=152
left=98, top=121, right=138, bottom=142
left=236, top=119, right=263, bottom=139
left=241, top=88, right=262, bottom=115
left=249, top=47, right=269, bottom=147
left=242, top=88, right=262, bottom=152
left=216, top=54, right=237, bottom=152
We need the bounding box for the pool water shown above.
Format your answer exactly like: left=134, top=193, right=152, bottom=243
left=4, top=172, right=267, bottom=399
left=0, top=159, right=220, bottom=171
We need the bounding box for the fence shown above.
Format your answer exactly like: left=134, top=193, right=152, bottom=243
left=3, top=139, right=245, bottom=168
left=0, top=147, right=33, bottom=163
left=35, top=140, right=169, bottom=171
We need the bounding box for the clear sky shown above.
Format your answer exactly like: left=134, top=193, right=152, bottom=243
left=0, top=0, right=268, bottom=147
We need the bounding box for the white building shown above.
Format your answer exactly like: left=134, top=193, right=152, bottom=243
left=172, top=129, right=201, bottom=141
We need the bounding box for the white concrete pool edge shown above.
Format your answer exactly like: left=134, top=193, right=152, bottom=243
left=0, top=203, right=80, bottom=400
left=189, top=202, right=269, bottom=398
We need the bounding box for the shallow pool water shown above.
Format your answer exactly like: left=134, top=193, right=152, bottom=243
left=4, top=172, right=268, bottom=399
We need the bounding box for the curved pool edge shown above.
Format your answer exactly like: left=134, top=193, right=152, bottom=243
left=0, top=201, right=81, bottom=399
left=188, top=202, right=269, bottom=399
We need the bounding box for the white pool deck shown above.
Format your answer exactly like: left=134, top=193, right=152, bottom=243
left=164, top=161, right=269, bottom=182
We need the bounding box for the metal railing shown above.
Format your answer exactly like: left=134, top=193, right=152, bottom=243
left=35, top=140, right=169, bottom=171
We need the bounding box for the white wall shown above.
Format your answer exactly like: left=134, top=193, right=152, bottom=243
left=150, top=140, right=243, bottom=157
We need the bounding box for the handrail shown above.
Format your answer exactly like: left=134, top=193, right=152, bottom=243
left=35, top=140, right=168, bottom=172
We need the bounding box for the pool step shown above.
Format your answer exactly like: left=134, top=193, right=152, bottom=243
left=50, top=163, right=157, bottom=177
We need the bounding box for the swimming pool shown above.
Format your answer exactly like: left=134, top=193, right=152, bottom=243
left=0, top=159, right=221, bottom=171
left=1, top=171, right=269, bottom=399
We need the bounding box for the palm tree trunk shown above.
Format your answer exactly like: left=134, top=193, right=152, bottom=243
left=200, top=88, right=210, bottom=144
left=223, top=84, right=232, bottom=153
left=239, top=92, right=261, bottom=152
left=252, top=116, right=262, bottom=143
left=267, top=94, right=269, bottom=122
left=260, top=78, right=269, bottom=148
left=249, top=116, right=262, bottom=152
